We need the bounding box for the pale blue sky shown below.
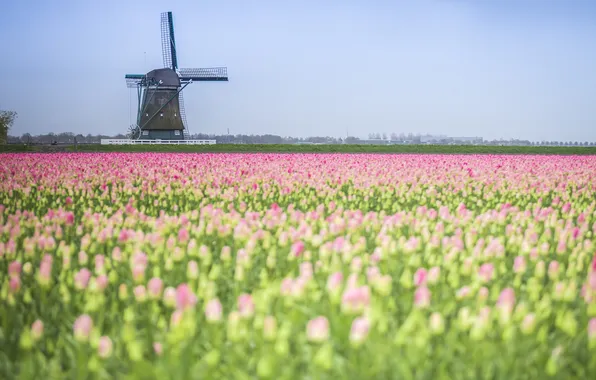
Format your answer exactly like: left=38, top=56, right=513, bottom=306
left=1, top=0, right=595, bottom=141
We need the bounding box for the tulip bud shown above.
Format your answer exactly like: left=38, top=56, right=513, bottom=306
left=31, top=319, right=44, bottom=341
left=96, top=275, right=108, bottom=292
left=306, top=316, right=330, bottom=343
left=8, top=261, right=21, bottom=278
left=429, top=312, right=445, bottom=335
left=588, top=318, right=596, bottom=348
left=413, top=268, right=427, bottom=287
left=147, top=277, right=163, bottom=299
left=256, top=355, right=275, bottom=378
left=477, top=263, right=494, bottom=283
left=263, top=315, right=277, bottom=341
left=170, top=310, right=184, bottom=327
left=477, top=287, right=489, bottom=302
left=520, top=313, right=536, bottom=334
left=118, top=284, right=128, bottom=300
left=153, top=342, right=163, bottom=356
left=313, top=343, right=333, bottom=370
left=326, top=272, right=343, bottom=294
left=175, top=283, right=197, bottom=311
left=9, top=277, right=21, bottom=294
left=163, top=287, right=176, bottom=308
left=513, top=256, right=526, bottom=273
left=427, top=266, right=440, bottom=284
left=133, top=285, right=147, bottom=302
left=414, top=286, right=431, bottom=308
left=74, top=268, right=91, bottom=290
left=349, top=317, right=371, bottom=346
left=456, top=286, right=471, bottom=300
left=237, top=293, right=255, bottom=318
left=97, top=336, right=113, bottom=358
left=187, top=260, right=199, bottom=280
left=73, top=314, right=93, bottom=342
left=205, top=298, right=223, bottom=323
left=548, top=261, right=560, bottom=279
left=535, top=261, right=546, bottom=278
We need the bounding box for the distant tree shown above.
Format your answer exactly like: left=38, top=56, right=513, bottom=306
left=382, top=133, right=387, bottom=140
left=0, top=109, right=17, bottom=144
left=20, top=133, right=32, bottom=144
left=390, top=132, right=398, bottom=141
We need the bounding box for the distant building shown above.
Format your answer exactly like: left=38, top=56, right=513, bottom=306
left=452, top=137, right=483, bottom=143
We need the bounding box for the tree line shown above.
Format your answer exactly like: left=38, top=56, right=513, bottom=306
left=6, top=131, right=595, bottom=147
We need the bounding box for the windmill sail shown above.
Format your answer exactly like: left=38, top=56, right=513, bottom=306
left=161, top=12, right=178, bottom=70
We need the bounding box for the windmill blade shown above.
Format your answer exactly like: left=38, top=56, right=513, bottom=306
left=125, top=74, right=144, bottom=88
left=161, top=12, right=178, bottom=70
left=178, top=91, right=190, bottom=135
left=179, top=67, right=228, bottom=81
left=126, top=78, right=142, bottom=88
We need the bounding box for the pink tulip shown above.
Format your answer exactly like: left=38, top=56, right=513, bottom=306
left=280, top=277, right=294, bottom=296
left=237, top=293, right=255, bottom=318
left=414, top=286, right=431, bottom=308
left=175, top=283, right=197, bottom=311
left=306, top=316, right=329, bottom=343
left=78, top=251, right=88, bottom=265
left=427, top=266, right=441, bottom=284
left=96, top=274, right=109, bottom=291
left=178, top=228, right=189, bottom=243
left=31, top=319, right=44, bottom=340
left=291, top=241, right=305, bottom=257
left=73, top=314, right=93, bottom=342
left=456, top=286, right=471, bottom=299
left=132, top=265, right=145, bottom=282
left=556, top=240, right=566, bottom=254
left=147, top=277, right=163, bottom=299
left=327, top=272, right=343, bottom=293
left=112, top=247, right=122, bottom=262
left=153, top=342, right=163, bottom=356
left=38, top=260, right=52, bottom=285
left=205, top=299, right=223, bottom=322
left=478, top=263, right=494, bottom=283
left=497, top=288, right=516, bottom=312
left=341, top=286, right=371, bottom=313
left=170, top=310, right=184, bottom=326
left=478, top=287, right=489, bottom=301
left=74, top=268, right=91, bottom=289
left=8, top=261, right=21, bottom=278
left=350, top=317, right=371, bottom=344
left=134, top=285, right=147, bottom=301
left=366, top=266, right=381, bottom=282
left=163, top=286, right=177, bottom=307
left=513, top=256, right=526, bottom=273
left=98, top=336, right=113, bottom=358
left=187, top=260, right=199, bottom=279
left=414, top=268, right=427, bottom=287
left=132, top=251, right=148, bottom=268
left=94, top=255, right=105, bottom=272
left=548, top=261, right=560, bottom=278
left=588, top=318, right=596, bottom=340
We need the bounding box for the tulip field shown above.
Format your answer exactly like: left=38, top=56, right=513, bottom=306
left=2, top=152, right=596, bottom=379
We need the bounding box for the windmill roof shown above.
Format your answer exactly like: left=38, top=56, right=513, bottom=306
left=145, top=68, right=180, bottom=87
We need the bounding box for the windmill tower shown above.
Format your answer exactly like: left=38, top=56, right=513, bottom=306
left=125, top=12, right=228, bottom=140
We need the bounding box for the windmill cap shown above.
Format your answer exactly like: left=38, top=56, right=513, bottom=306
left=145, top=68, right=180, bottom=87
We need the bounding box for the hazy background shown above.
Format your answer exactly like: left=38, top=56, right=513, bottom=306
left=1, top=0, right=595, bottom=141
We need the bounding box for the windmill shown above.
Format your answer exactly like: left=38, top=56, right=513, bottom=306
left=125, top=12, right=228, bottom=140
